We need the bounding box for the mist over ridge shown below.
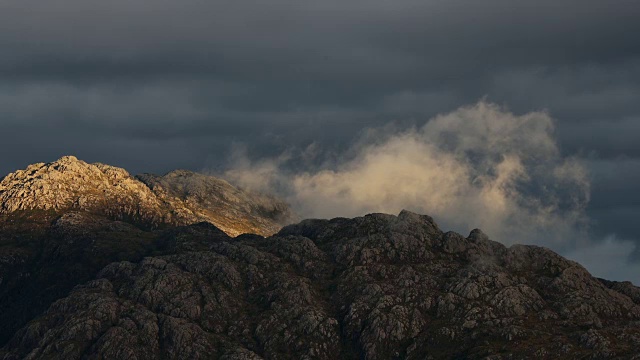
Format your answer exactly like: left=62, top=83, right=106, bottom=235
left=224, top=101, right=637, bottom=284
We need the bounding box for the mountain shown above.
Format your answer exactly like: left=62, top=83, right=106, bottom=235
left=1, top=157, right=639, bottom=359
left=0, top=156, right=294, bottom=347
left=1, top=213, right=639, bottom=359
left=0, top=156, right=294, bottom=236
left=137, top=169, right=292, bottom=237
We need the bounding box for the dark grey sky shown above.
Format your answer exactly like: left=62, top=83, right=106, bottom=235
left=1, top=1, right=640, bottom=279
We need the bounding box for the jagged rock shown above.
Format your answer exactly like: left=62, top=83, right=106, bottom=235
left=1, top=211, right=639, bottom=359
left=0, top=156, right=294, bottom=236
left=137, top=170, right=294, bottom=237
left=0, top=156, right=164, bottom=223
left=0, top=156, right=295, bottom=347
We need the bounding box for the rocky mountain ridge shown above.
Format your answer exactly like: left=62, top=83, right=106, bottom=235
left=0, top=156, right=639, bottom=359
left=0, top=156, right=293, bottom=237
left=1, top=210, right=639, bottom=359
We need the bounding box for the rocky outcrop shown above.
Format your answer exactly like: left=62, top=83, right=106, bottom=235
left=2, top=211, right=639, bottom=359
left=0, top=156, right=293, bottom=236
left=0, top=156, right=165, bottom=224
left=137, top=170, right=294, bottom=237
left=0, top=156, right=294, bottom=346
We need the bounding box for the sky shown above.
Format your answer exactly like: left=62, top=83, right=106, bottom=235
left=1, top=0, right=639, bottom=283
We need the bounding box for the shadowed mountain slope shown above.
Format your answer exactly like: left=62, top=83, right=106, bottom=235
left=0, top=156, right=294, bottom=346
left=1, top=210, right=639, bottom=359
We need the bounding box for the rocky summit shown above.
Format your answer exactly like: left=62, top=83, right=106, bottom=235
left=0, top=156, right=294, bottom=236
left=0, top=157, right=639, bottom=359
left=0, top=208, right=639, bottom=359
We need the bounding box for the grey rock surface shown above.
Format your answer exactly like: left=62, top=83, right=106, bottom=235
left=2, top=210, right=639, bottom=359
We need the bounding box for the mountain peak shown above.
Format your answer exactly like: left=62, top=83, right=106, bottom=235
left=163, top=169, right=198, bottom=177
left=0, top=156, right=294, bottom=236
left=56, top=155, right=79, bottom=163
left=0, top=155, right=141, bottom=214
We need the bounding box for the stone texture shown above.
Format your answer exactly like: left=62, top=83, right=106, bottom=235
left=0, top=156, right=294, bottom=236
left=2, top=210, right=639, bottom=359
left=137, top=170, right=294, bottom=237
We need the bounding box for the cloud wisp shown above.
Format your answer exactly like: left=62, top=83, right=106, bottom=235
left=225, top=101, right=640, bottom=283
left=226, top=102, right=590, bottom=248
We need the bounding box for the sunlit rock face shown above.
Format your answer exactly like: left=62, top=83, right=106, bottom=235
left=0, top=156, right=166, bottom=224
left=137, top=170, right=294, bottom=237
left=0, top=156, right=294, bottom=236
left=1, top=210, right=639, bottom=359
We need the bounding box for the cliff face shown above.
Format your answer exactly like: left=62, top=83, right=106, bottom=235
left=1, top=211, right=639, bottom=359
left=0, top=156, right=293, bottom=236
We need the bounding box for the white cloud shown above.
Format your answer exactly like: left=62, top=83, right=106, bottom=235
left=222, top=101, right=640, bottom=283
left=226, top=101, right=593, bottom=249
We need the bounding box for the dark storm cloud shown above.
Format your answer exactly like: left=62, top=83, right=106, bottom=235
left=3, top=1, right=640, bottom=84
left=587, top=158, right=640, bottom=241
left=1, top=0, right=640, bottom=280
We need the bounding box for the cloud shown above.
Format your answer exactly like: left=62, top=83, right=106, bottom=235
left=226, top=102, right=591, bottom=251
left=226, top=101, right=640, bottom=284
left=0, top=0, right=638, bottom=283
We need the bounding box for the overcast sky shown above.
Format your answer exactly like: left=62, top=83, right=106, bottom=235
left=1, top=1, right=639, bottom=282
